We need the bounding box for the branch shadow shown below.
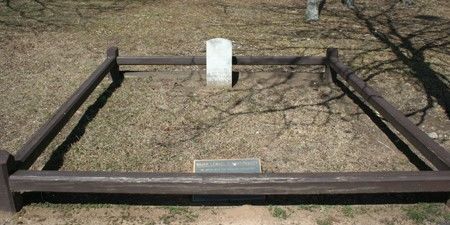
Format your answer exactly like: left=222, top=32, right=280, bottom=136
left=352, top=5, right=450, bottom=122
left=332, top=74, right=432, bottom=171
left=130, top=68, right=432, bottom=171
left=0, top=0, right=148, bottom=33
left=42, top=77, right=123, bottom=171
left=216, top=1, right=449, bottom=127
left=4, top=0, right=448, bottom=210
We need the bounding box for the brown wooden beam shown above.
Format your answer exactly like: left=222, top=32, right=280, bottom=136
left=326, top=48, right=450, bottom=170
left=107, top=47, right=123, bottom=82
left=0, top=150, right=21, bottom=213
left=14, top=56, right=114, bottom=169
left=9, top=170, right=450, bottom=195
left=116, top=56, right=326, bottom=65
left=323, top=48, right=338, bottom=85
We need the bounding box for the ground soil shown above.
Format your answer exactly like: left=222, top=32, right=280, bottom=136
left=1, top=0, right=449, bottom=224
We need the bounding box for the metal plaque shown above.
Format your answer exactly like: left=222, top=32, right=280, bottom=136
left=192, top=158, right=264, bottom=202
left=194, top=158, right=261, bottom=173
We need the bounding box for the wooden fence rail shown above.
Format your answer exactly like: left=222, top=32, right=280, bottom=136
left=14, top=56, right=116, bottom=170
left=9, top=170, right=450, bottom=195
left=326, top=48, right=450, bottom=170
left=116, top=56, right=325, bottom=65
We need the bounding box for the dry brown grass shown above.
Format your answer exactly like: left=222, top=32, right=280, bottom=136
left=1, top=0, right=449, bottom=224
left=54, top=71, right=420, bottom=173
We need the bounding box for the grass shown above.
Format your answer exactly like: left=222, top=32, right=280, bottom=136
left=402, top=203, right=450, bottom=224
left=298, top=204, right=322, bottom=212
left=316, top=216, right=334, bottom=225
left=160, top=206, right=199, bottom=224
left=269, top=206, right=288, bottom=220
left=2, top=0, right=448, bottom=174
left=0, top=0, right=449, bottom=224
left=341, top=205, right=354, bottom=218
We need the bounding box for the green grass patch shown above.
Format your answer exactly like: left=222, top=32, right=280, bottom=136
left=298, top=204, right=321, bottom=212
left=160, top=206, right=199, bottom=224
left=402, top=203, right=450, bottom=224
left=316, top=216, right=333, bottom=225
left=269, top=206, right=288, bottom=220
left=341, top=205, right=354, bottom=218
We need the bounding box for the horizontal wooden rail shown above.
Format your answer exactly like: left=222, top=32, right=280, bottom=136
left=116, top=56, right=326, bottom=65
left=327, top=49, right=450, bottom=170
left=9, top=170, right=450, bottom=195
left=14, top=57, right=115, bottom=169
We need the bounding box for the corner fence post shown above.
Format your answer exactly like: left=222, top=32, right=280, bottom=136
left=324, top=48, right=338, bottom=84
left=0, top=150, right=21, bottom=213
left=107, top=47, right=123, bottom=83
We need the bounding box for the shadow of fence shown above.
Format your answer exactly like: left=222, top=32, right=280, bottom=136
left=42, top=77, right=123, bottom=171
left=21, top=192, right=448, bottom=206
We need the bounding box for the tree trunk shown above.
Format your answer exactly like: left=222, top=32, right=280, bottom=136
left=343, top=0, right=355, bottom=9
left=305, top=0, right=355, bottom=21
left=305, top=0, right=320, bottom=21
left=402, top=0, right=413, bottom=5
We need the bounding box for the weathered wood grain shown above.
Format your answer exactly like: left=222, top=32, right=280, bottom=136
left=0, top=150, right=21, bottom=213
left=323, top=48, right=338, bottom=84
left=107, top=47, right=123, bottom=82
left=116, top=56, right=326, bottom=65
left=9, top=170, right=450, bottom=195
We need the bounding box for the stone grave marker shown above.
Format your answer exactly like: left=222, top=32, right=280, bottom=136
left=206, top=38, right=232, bottom=87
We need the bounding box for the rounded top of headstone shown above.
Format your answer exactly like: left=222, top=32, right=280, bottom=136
left=207, top=38, right=232, bottom=45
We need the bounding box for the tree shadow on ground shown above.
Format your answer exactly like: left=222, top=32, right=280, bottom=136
left=140, top=67, right=434, bottom=171
left=352, top=4, right=450, bottom=123
left=0, top=0, right=148, bottom=33
left=332, top=75, right=432, bottom=170
left=29, top=71, right=439, bottom=207
left=39, top=68, right=433, bottom=172
left=4, top=0, right=447, bottom=209
left=34, top=1, right=446, bottom=173
left=225, top=1, right=449, bottom=126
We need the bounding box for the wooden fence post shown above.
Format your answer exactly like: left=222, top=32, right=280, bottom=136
left=0, top=150, right=21, bottom=213
left=324, top=48, right=338, bottom=84
left=107, top=47, right=123, bottom=82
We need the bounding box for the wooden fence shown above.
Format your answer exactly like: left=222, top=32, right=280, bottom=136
left=1, top=47, right=449, bottom=213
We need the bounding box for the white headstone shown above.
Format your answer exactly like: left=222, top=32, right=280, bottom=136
left=206, top=38, right=232, bottom=87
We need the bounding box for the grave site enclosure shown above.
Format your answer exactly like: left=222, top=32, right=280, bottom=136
left=1, top=45, right=449, bottom=213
